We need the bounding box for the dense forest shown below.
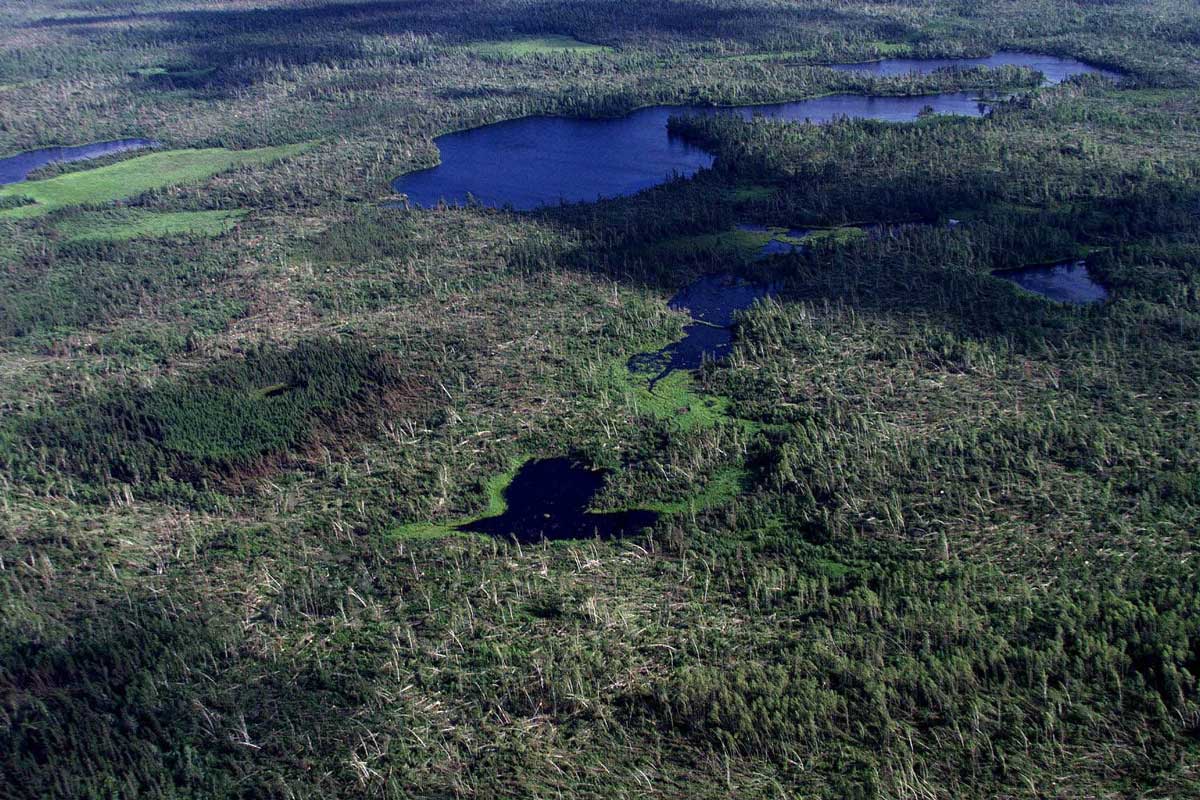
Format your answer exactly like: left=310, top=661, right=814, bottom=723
left=1, top=1, right=1197, bottom=798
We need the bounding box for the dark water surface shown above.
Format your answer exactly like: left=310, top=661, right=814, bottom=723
left=393, top=53, right=1113, bottom=210
left=458, top=458, right=657, bottom=543
left=0, top=139, right=158, bottom=185
left=394, top=95, right=988, bottom=210
left=826, top=51, right=1119, bottom=85
left=629, top=273, right=778, bottom=387
left=993, top=260, right=1108, bottom=304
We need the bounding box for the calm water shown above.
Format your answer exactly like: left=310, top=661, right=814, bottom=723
left=0, top=139, right=158, bottom=185
left=393, top=53, right=1114, bottom=210
left=394, top=95, right=988, bottom=210
left=993, top=260, right=1108, bottom=304
left=458, top=458, right=658, bottom=543
left=826, top=51, right=1119, bottom=85
left=629, top=273, right=778, bottom=388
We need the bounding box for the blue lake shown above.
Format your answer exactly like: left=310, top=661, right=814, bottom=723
left=994, top=260, right=1108, bottom=304
left=393, top=53, right=1114, bottom=210
left=0, top=139, right=158, bottom=186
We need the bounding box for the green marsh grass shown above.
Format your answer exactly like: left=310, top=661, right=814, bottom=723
left=0, top=144, right=308, bottom=218
left=466, top=35, right=612, bottom=57
left=55, top=209, right=247, bottom=242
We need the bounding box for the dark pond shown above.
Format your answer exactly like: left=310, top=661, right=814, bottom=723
left=993, top=260, right=1108, bottom=304
left=629, top=273, right=778, bottom=388
left=0, top=138, right=158, bottom=186
left=458, top=458, right=658, bottom=543
left=826, top=51, right=1119, bottom=85
left=393, top=53, right=1113, bottom=210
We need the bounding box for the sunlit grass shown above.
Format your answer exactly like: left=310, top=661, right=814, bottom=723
left=466, top=35, right=612, bottom=57
left=391, top=454, right=530, bottom=540
left=55, top=209, right=247, bottom=242
left=0, top=144, right=308, bottom=218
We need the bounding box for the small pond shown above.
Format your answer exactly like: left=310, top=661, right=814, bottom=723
left=458, top=458, right=657, bottom=543
left=629, top=273, right=778, bottom=388
left=0, top=138, right=158, bottom=185
left=825, top=51, right=1119, bottom=85
left=993, top=259, right=1108, bottom=304
left=392, top=53, right=1114, bottom=210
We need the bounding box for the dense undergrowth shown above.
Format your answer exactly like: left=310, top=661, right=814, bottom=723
left=2, top=340, right=431, bottom=497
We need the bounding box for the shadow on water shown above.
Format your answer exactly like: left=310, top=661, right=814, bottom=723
left=629, top=273, right=778, bottom=389
left=458, top=458, right=658, bottom=543
left=0, top=139, right=159, bottom=186
left=993, top=260, right=1108, bottom=304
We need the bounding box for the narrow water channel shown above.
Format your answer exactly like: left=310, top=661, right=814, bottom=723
left=0, top=139, right=158, bottom=186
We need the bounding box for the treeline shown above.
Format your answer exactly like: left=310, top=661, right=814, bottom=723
left=3, top=0, right=1196, bottom=157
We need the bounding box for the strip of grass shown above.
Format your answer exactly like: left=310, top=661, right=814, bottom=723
left=802, top=226, right=869, bottom=247
left=633, top=227, right=772, bottom=263
left=391, top=455, right=530, bottom=540
left=729, top=184, right=778, bottom=203
left=56, top=209, right=247, bottom=242
left=466, top=35, right=612, bottom=57
left=0, top=145, right=308, bottom=218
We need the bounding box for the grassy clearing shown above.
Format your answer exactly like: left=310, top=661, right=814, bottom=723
left=802, top=226, right=869, bottom=246
left=466, top=35, right=612, bottom=57
left=0, top=145, right=308, bottom=218
left=633, top=227, right=771, bottom=262
left=611, top=360, right=737, bottom=432
left=729, top=184, right=778, bottom=202
left=55, top=209, right=247, bottom=242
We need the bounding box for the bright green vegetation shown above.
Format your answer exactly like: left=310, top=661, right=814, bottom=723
left=0, top=145, right=307, bottom=218
left=801, top=225, right=868, bottom=246
left=466, top=35, right=612, bottom=57
left=608, top=358, right=740, bottom=433
left=2, top=1, right=1199, bottom=798
left=392, top=454, right=529, bottom=540
left=55, top=209, right=246, bottom=241
left=630, top=464, right=748, bottom=513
